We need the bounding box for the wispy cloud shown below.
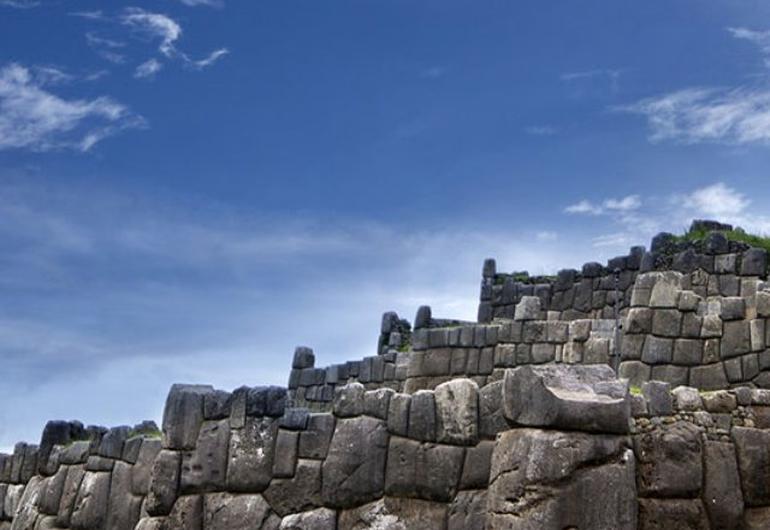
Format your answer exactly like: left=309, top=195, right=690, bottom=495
left=617, top=87, right=770, bottom=145
left=0, top=0, right=39, bottom=8
left=176, top=0, right=224, bottom=7
left=70, top=10, right=104, bottom=20
left=121, top=8, right=182, bottom=58
left=134, top=58, right=163, bottom=79
left=679, top=182, right=750, bottom=218
left=728, top=27, right=770, bottom=66
left=525, top=125, right=557, bottom=136
left=564, top=195, right=641, bottom=216
left=561, top=68, right=623, bottom=94
left=420, top=66, right=447, bottom=80
left=187, top=48, right=229, bottom=70
left=0, top=63, right=144, bottom=152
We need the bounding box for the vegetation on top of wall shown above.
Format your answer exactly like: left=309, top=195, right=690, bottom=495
left=675, top=226, right=770, bottom=256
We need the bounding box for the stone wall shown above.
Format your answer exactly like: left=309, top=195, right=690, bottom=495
left=8, top=365, right=770, bottom=528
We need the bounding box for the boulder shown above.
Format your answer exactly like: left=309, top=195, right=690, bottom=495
left=732, top=427, right=770, bottom=506
left=166, top=494, right=203, bottom=530
left=448, top=490, right=486, bottom=530
left=264, top=459, right=322, bottom=516
left=384, top=437, right=464, bottom=501
left=203, top=493, right=276, bottom=530
left=633, top=421, right=702, bottom=497
left=226, top=417, right=277, bottom=492
left=106, top=461, right=143, bottom=530
left=487, top=428, right=637, bottom=530
left=162, top=384, right=213, bottom=450
left=702, top=441, right=743, bottom=529
left=338, top=497, right=448, bottom=530
left=434, top=379, right=479, bottom=445
left=70, top=472, right=111, bottom=530
left=637, top=498, right=710, bottom=530
left=145, top=450, right=181, bottom=516
left=514, top=296, right=541, bottom=321
left=503, top=364, right=630, bottom=434
left=55, top=465, right=85, bottom=527
left=279, top=508, right=337, bottom=529
left=322, top=417, right=389, bottom=508
left=180, top=419, right=230, bottom=493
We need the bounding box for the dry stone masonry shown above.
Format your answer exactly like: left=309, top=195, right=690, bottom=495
left=3, top=220, right=770, bottom=529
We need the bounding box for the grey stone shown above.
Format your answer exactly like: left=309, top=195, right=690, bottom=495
left=672, top=386, right=703, bottom=411
left=642, top=381, right=673, bottom=416
left=385, top=436, right=464, bottom=501
left=37, top=466, right=67, bottom=515
left=322, top=417, right=388, bottom=508
left=701, top=390, right=737, bottom=413
left=721, top=297, right=745, bottom=320
left=751, top=319, right=766, bottom=351
left=166, top=494, right=203, bottom=530
left=701, top=315, right=723, bottom=338
left=203, top=390, right=232, bottom=420
left=642, top=336, right=673, bottom=365
left=626, top=308, right=652, bottom=334
left=721, top=320, right=751, bottom=358
left=279, top=408, right=309, bottom=430
left=673, top=339, right=703, bottom=365
left=479, top=380, right=508, bottom=438
left=387, top=393, right=411, bottom=437
left=55, top=465, right=85, bottom=527
left=725, top=357, right=742, bottom=383
left=333, top=382, right=365, bottom=417
left=363, top=388, right=394, bottom=419
left=583, top=336, right=610, bottom=364
left=180, top=419, right=230, bottom=493
left=651, top=364, right=689, bottom=388
left=634, top=421, right=702, bottom=497
left=513, top=296, right=540, bottom=321
left=279, top=507, right=337, bottom=529
left=448, top=490, right=487, bottom=530
left=265, top=458, right=323, bottom=516
left=58, top=441, right=89, bottom=465
left=434, top=379, right=479, bottom=445
left=131, top=437, right=161, bottom=496
left=203, top=492, right=275, bottom=530
left=298, top=413, right=335, bottom=460
left=272, top=430, right=298, bottom=478
left=689, top=363, right=729, bottom=391
left=145, top=450, right=181, bottom=516
left=407, top=390, right=436, bottom=442
left=292, top=346, right=315, bottom=369
left=652, top=309, right=682, bottom=337
left=742, top=248, right=768, bottom=276
left=703, top=441, right=743, bottom=529
left=487, top=429, right=637, bottom=530
left=650, top=272, right=682, bottom=308
left=637, top=499, right=710, bottom=530
left=757, top=291, right=770, bottom=318
left=338, top=497, right=447, bottom=530
left=70, top=471, right=111, bottom=530
left=459, top=441, right=494, bottom=490
left=503, top=364, right=630, bottom=434
left=619, top=361, right=650, bottom=387
left=106, top=461, right=143, bottom=530
left=226, top=417, right=277, bottom=492
left=733, top=427, right=770, bottom=506
left=162, top=384, right=213, bottom=450
left=85, top=455, right=113, bottom=472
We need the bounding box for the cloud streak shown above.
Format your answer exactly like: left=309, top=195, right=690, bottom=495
left=0, top=63, right=144, bottom=152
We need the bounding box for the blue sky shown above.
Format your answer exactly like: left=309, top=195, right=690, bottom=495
left=3, top=0, right=770, bottom=449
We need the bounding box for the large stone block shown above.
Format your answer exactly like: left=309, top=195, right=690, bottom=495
left=733, top=427, right=770, bottom=506
left=478, top=380, right=508, bottom=438
left=434, top=379, right=479, bottom=446
left=180, top=419, right=230, bottom=493
left=166, top=494, right=203, bottom=530
left=503, top=365, right=630, bottom=434
left=322, top=417, right=388, bottom=508
left=641, top=336, right=673, bottom=365
left=264, top=459, right=322, bottom=516
left=333, top=383, right=365, bottom=417
left=55, top=465, right=85, bottom=527
left=487, top=429, right=637, bottom=530
left=203, top=493, right=276, bottom=530
left=145, top=449, right=181, bottom=516
left=459, top=441, right=494, bottom=490
left=637, top=498, right=709, bottom=530
left=131, top=437, right=162, bottom=496
left=10, top=475, right=43, bottom=530
left=226, top=417, right=277, bottom=492
left=702, top=441, right=743, bottom=529
left=279, top=507, right=337, bottom=529
left=514, top=296, right=541, bottom=321
left=37, top=466, right=67, bottom=516
left=162, top=384, right=213, bottom=450
left=448, top=490, right=486, bottom=530
left=721, top=321, right=751, bottom=358
left=70, top=472, right=111, bottom=530
left=649, top=272, right=682, bottom=308
left=689, top=363, right=729, bottom=391
left=633, top=421, right=702, bottom=497
left=106, top=461, right=144, bottom=530
left=387, top=393, right=411, bottom=437
left=385, top=437, right=464, bottom=502
left=407, top=391, right=436, bottom=442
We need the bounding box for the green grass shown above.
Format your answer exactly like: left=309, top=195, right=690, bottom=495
left=629, top=385, right=642, bottom=396
left=675, top=226, right=770, bottom=255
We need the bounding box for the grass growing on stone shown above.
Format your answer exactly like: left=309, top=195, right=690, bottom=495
left=676, top=226, right=770, bottom=255
left=629, top=385, right=642, bottom=396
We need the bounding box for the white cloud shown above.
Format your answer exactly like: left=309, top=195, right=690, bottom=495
left=536, top=231, right=558, bottom=241
left=121, top=8, right=182, bottom=58
left=564, top=195, right=640, bottom=215
left=618, top=87, right=770, bottom=145
left=187, top=48, right=229, bottom=70
left=592, top=233, right=631, bottom=248
left=70, top=10, right=104, bottom=20
left=680, top=182, right=750, bottom=218
left=728, top=27, right=770, bottom=66
left=177, top=0, right=223, bottom=6
left=0, top=63, right=144, bottom=152
left=134, top=58, right=163, bottom=79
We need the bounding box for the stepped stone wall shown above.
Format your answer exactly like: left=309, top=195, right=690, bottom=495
left=5, top=220, right=770, bottom=529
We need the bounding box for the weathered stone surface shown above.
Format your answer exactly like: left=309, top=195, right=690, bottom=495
left=166, top=494, right=203, bottom=530
left=514, top=296, right=540, bottom=321
left=322, top=417, right=388, bottom=508
left=721, top=321, right=751, bottom=358
left=701, top=390, right=737, bottom=413
left=56, top=465, right=85, bottom=527
left=448, top=490, right=486, bottom=530
left=4, top=484, right=23, bottom=520
left=279, top=507, right=337, bottom=529
left=434, top=379, right=478, bottom=445
left=70, top=472, right=111, bottom=530
left=59, top=442, right=90, bottom=466
left=387, top=393, right=411, bottom=437
left=264, top=459, right=322, bottom=516
left=642, top=336, right=674, bottom=365
left=689, top=363, right=729, bottom=391
left=649, top=272, right=682, bottom=308
left=619, top=361, right=650, bottom=387
left=226, top=417, right=277, bottom=492
left=272, top=430, right=298, bottom=478
left=37, top=466, right=67, bottom=515
left=637, top=498, right=709, bottom=530
left=145, top=450, right=181, bottom=516
left=338, top=497, right=448, bottom=530
left=407, top=391, right=436, bottom=442
left=333, top=383, right=365, bottom=417
left=626, top=308, right=653, bottom=334
left=503, top=364, right=630, bottom=434
left=459, top=441, right=494, bottom=490
left=672, top=386, right=703, bottom=411
left=162, top=384, right=213, bottom=450
left=181, top=419, right=230, bottom=493
left=292, top=346, right=315, bottom=369
left=702, top=441, right=743, bottom=529
left=733, top=427, right=770, bottom=506
left=298, top=413, right=335, bottom=460
left=385, top=437, right=464, bottom=501
left=634, top=421, right=702, bottom=497
left=363, top=388, right=394, bottom=419
left=203, top=492, right=275, bottom=530
left=642, top=381, right=672, bottom=416
left=131, top=437, right=162, bottom=496
left=487, top=429, right=636, bottom=530
left=478, top=381, right=508, bottom=438
left=106, top=461, right=144, bottom=530
left=98, top=425, right=131, bottom=459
